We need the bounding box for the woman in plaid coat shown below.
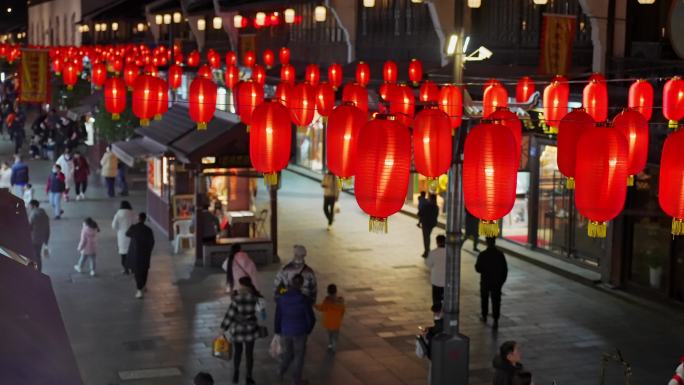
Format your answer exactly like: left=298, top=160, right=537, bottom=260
left=221, top=276, right=262, bottom=384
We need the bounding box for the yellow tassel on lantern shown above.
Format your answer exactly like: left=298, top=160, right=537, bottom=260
left=587, top=221, right=607, bottom=238
left=67, top=85, right=73, bottom=91
left=566, top=177, right=575, bottom=189
left=627, top=175, right=634, bottom=186
left=478, top=220, right=499, bottom=237
left=140, top=118, right=150, bottom=127
left=264, top=172, right=278, bottom=186
left=668, top=120, right=678, bottom=129
left=197, top=122, right=207, bottom=130
left=368, top=217, right=388, bottom=233
left=112, top=113, right=120, bottom=120
left=336, top=177, right=352, bottom=190
left=246, top=125, right=250, bottom=133
left=154, top=114, right=162, bottom=121
left=672, top=218, right=684, bottom=236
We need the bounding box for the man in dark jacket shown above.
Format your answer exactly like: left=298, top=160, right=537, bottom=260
left=10, top=154, right=29, bottom=196
left=418, top=194, right=439, bottom=258
left=126, top=212, right=155, bottom=299
left=45, top=164, right=65, bottom=219
left=28, top=200, right=50, bottom=272
left=475, top=237, right=508, bottom=328
left=275, top=274, right=316, bottom=385
left=492, top=340, right=524, bottom=385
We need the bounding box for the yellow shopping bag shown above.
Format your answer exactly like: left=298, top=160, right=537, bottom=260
left=213, top=334, right=232, bottom=360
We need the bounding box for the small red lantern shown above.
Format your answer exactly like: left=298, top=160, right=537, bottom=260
left=52, top=57, right=63, bottom=75
left=588, top=73, right=606, bottom=84
left=197, top=65, right=212, bottom=80
left=104, top=77, right=126, bottom=120
left=574, top=127, right=628, bottom=238
left=132, top=74, right=157, bottom=126
left=516, top=76, right=535, bottom=103
left=226, top=65, right=240, bottom=89
left=62, top=62, right=79, bottom=90
left=123, top=64, right=139, bottom=90
left=279, top=47, right=290, bottom=65
left=663, top=76, right=684, bottom=128
left=226, top=51, right=237, bottom=66
left=355, top=61, right=370, bottom=87
left=463, top=122, right=518, bottom=237
left=612, top=108, right=649, bottom=186
left=342, top=83, right=368, bottom=114
left=188, top=77, right=218, bottom=130
left=243, top=50, right=256, bottom=68
left=583, top=79, right=608, bottom=122
left=628, top=79, right=653, bottom=121
left=109, top=56, right=123, bottom=74
left=439, top=85, right=463, bottom=130
left=168, top=65, right=182, bottom=90
left=488, top=107, right=522, bottom=164
left=413, top=107, right=452, bottom=180
left=543, top=80, right=569, bottom=132
left=236, top=80, right=264, bottom=127
left=290, top=82, right=316, bottom=127
left=315, top=82, right=335, bottom=117
left=328, top=63, right=343, bottom=90
left=383, top=60, right=397, bottom=84
left=207, top=50, right=221, bottom=69
left=557, top=108, right=594, bottom=189
left=187, top=50, right=200, bottom=67
left=483, top=81, right=508, bottom=117
left=250, top=101, right=292, bottom=185
left=275, top=82, right=293, bottom=107
left=91, top=62, right=107, bottom=89
left=262, top=49, right=275, bottom=69
left=305, top=64, right=320, bottom=86
left=252, top=64, right=266, bottom=85
left=281, top=64, right=295, bottom=85
left=143, top=64, right=158, bottom=77
left=389, top=84, right=415, bottom=127
left=354, top=116, right=412, bottom=232
left=326, top=104, right=366, bottom=182
left=659, top=129, right=684, bottom=235
left=408, top=59, right=423, bottom=86
left=153, top=77, right=169, bottom=120
left=419, top=81, right=439, bottom=103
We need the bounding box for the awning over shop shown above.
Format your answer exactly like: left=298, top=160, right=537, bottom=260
left=67, top=91, right=101, bottom=120
left=112, top=137, right=167, bottom=167
left=135, top=104, right=197, bottom=147
left=170, top=111, right=249, bottom=165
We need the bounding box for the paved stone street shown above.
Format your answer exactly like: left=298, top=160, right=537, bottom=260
left=10, top=138, right=684, bottom=385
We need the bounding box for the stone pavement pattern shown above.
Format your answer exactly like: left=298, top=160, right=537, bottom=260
left=9, top=138, right=684, bottom=385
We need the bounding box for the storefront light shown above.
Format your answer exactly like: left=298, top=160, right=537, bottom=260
left=213, top=16, right=222, bottom=29
left=197, top=18, right=206, bottom=31
left=155, top=14, right=163, bottom=25
left=314, top=6, right=326, bottom=22
left=111, top=22, right=118, bottom=31
left=255, top=12, right=266, bottom=26
left=101, top=23, right=108, bottom=32
left=363, top=0, right=375, bottom=7
left=410, top=0, right=423, bottom=3
left=284, top=8, right=295, bottom=23
left=533, top=0, right=548, bottom=4
left=233, top=14, right=243, bottom=28
left=468, top=0, right=481, bottom=8
left=137, top=22, right=145, bottom=32
left=163, top=14, right=172, bottom=25
left=637, top=0, right=655, bottom=3
left=173, top=11, right=182, bottom=23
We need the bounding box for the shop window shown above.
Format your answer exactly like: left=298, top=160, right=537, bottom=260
left=294, top=112, right=324, bottom=173
left=630, top=218, right=670, bottom=291
left=217, top=87, right=227, bottom=112
left=501, top=172, right=530, bottom=244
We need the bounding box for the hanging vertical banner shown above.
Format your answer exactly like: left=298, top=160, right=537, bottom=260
left=19, top=48, right=50, bottom=104
left=539, top=14, right=576, bottom=76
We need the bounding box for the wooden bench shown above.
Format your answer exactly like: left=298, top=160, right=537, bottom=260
left=203, top=237, right=273, bottom=268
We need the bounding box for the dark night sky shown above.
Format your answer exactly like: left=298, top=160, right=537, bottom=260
left=0, top=0, right=28, bottom=33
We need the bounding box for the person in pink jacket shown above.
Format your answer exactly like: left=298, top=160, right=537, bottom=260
left=225, top=244, right=259, bottom=294
left=74, top=217, right=100, bottom=276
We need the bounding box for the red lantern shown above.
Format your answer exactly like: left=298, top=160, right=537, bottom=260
left=516, top=76, right=535, bottom=103
left=279, top=47, right=290, bottom=65
left=413, top=107, right=452, bottom=179
left=389, top=84, right=415, bottom=127
left=315, top=82, right=335, bottom=117
left=628, top=79, right=653, bottom=121
left=583, top=79, right=608, bottom=122
left=275, top=82, right=293, bottom=107
left=379, top=83, right=394, bottom=101
left=187, top=50, right=200, bottom=67
left=574, top=127, right=628, bottom=238
left=236, top=80, right=264, bottom=127
left=226, top=51, right=237, bottom=66
left=104, top=77, right=126, bottom=120
left=383, top=60, right=397, bottom=84
left=419, top=81, right=439, bottom=103
left=207, top=50, right=221, bottom=69
left=355, top=61, right=370, bottom=87
left=290, top=82, right=316, bottom=127
left=168, top=65, right=182, bottom=90
left=305, top=64, right=320, bottom=86
left=281, top=64, right=295, bottom=85
left=557, top=108, right=594, bottom=189
left=342, top=83, right=368, bottom=114
left=252, top=64, right=266, bottom=85
left=250, top=101, right=292, bottom=185
left=132, top=74, right=157, bottom=126
left=327, top=63, right=343, bottom=90
left=153, top=77, right=169, bottom=120
left=588, top=73, right=606, bottom=84
left=143, top=64, right=158, bottom=77
left=354, top=116, right=411, bottom=232
left=463, top=122, right=517, bottom=237
left=123, top=64, right=138, bottom=90
left=62, top=62, right=79, bottom=90
left=52, top=57, right=63, bottom=75
left=663, top=76, right=684, bottom=128
left=188, top=77, right=218, bottom=130
left=326, top=104, right=366, bottom=182
left=488, top=107, right=522, bottom=164
left=482, top=82, right=508, bottom=117
left=109, top=56, right=123, bottom=74
left=243, top=50, right=256, bottom=68
left=543, top=80, right=569, bottom=132
left=408, top=59, right=423, bottom=86
left=91, top=62, right=107, bottom=89
left=439, top=85, right=463, bottom=130
left=226, top=65, right=240, bottom=89
left=198, top=65, right=213, bottom=80
left=263, top=49, right=275, bottom=69
left=612, top=109, right=648, bottom=186
left=659, top=129, right=684, bottom=235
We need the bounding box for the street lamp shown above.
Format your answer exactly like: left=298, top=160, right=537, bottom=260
left=197, top=18, right=206, bottom=31
left=314, top=6, right=326, bottom=22
left=213, top=16, right=222, bottom=29
left=284, top=8, right=295, bottom=23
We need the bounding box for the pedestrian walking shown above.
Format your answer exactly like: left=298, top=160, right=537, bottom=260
left=224, top=243, right=259, bottom=294
left=72, top=151, right=90, bottom=200
left=424, top=234, right=446, bottom=311
left=465, top=210, right=481, bottom=252
left=416, top=191, right=427, bottom=227
left=314, top=284, right=346, bottom=352
left=45, top=164, right=66, bottom=219
left=10, top=154, right=29, bottom=196
left=55, top=149, right=74, bottom=201
left=274, top=245, right=317, bottom=303
left=74, top=217, right=100, bottom=277
left=27, top=200, right=50, bottom=272
left=112, top=201, right=136, bottom=275
left=275, top=274, right=316, bottom=385
left=220, top=276, right=262, bottom=385
left=492, top=341, right=526, bottom=385
left=476, top=237, right=508, bottom=329
left=0, top=161, right=11, bottom=190
left=126, top=212, right=155, bottom=299
left=321, top=171, right=339, bottom=230
left=418, top=194, right=439, bottom=258
left=100, top=145, right=118, bottom=198
left=193, top=372, right=214, bottom=385
left=117, top=161, right=129, bottom=196
left=23, top=183, right=34, bottom=207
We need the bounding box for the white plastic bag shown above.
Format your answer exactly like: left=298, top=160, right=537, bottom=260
left=269, top=335, right=282, bottom=360
left=41, top=243, right=50, bottom=259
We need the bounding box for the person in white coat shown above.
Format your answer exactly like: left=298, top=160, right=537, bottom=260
left=55, top=149, right=74, bottom=201
left=424, top=234, right=446, bottom=313
left=112, top=200, right=136, bottom=274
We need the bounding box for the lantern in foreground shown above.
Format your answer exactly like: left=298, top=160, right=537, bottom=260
left=281, top=64, right=295, bottom=85
left=275, top=82, right=293, bottom=107
left=628, top=79, right=653, bottom=120
left=123, top=64, right=138, bottom=90
left=419, top=81, right=439, bottom=103
left=488, top=107, right=522, bottom=164
left=250, top=101, right=292, bottom=185
left=389, top=84, right=415, bottom=127
left=290, top=82, right=316, bottom=127
left=383, top=60, right=397, bottom=84
left=62, top=62, right=79, bottom=90
left=252, top=64, right=266, bottom=85
left=557, top=108, right=594, bottom=189
left=413, top=107, right=452, bottom=181
left=91, top=62, right=107, bottom=89
left=543, top=81, right=569, bottom=132
left=315, top=82, right=335, bottom=117
left=188, top=77, right=218, bottom=130
left=516, top=76, right=535, bottom=103
left=168, top=64, right=182, bottom=90
left=342, top=83, right=368, bottom=114
left=262, top=49, right=275, bottom=69
left=659, top=129, right=684, bottom=235
left=574, top=127, right=628, bottom=238
left=408, top=59, right=423, bottom=86
left=663, top=76, right=684, bottom=128
left=326, top=104, right=366, bottom=183
left=198, top=65, right=213, bottom=80
left=439, top=85, right=462, bottom=130
left=463, top=122, right=517, bottom=237
left=354, top=116, right=411, bottom=232
left=355, top=61, right=370, bottom=87
left=132, top=74, right=157, bottom=126
left=583, top=79, right=608, bottom=122
left=243, top=50, right=256, bottom=68
left=482, top=82, right=508, bottom=117
left=612, top=109, right=648, bottom=186
left=279, top=47, right=290, bottom=65
left=328, top=63, right=343, bottom=90
left=153, top=77, right=169, bottom=120
left=104, top=77, right=126, bottom=120
left=236, top=80, right=264, bottom=128
left=305, top=64, right=320, bottom=86
left=226, top=65, right=239, bottom=89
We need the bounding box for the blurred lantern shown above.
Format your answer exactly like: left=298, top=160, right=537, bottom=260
left=408, top=59, right=423, bottom=86
left=379, top=83, right=394, bottom=101
left=413, top=107, right=452, bottom=182
left=383, top=60, right=397, bottom=84
left=187, top=50, right=200, bottom=67
left=583, top=79, right=608, bottom=122
left=438, top=85, right=463, bottom=130
left=574, top=127, right=628, bottom=238
left=104, top=77, right=126, bottom=120
left=110, top=56, right=123, bottom=74
left=252, top=64, right=266, bottom=85
left=91, top=62, right=107, bottom=89
left=52, top=57, right=63, bottom=75
left=315, top=82, right=335, bottom=117
left=143, top=64, right=158, bottom=77
left=173, top=52, right=183, bottom=66
left=243, top=50, right=256, bottom=68
left=225, top=65, right=240, bottom=89
left=207, top=50, right=221, bottom=69
left=250, top=101, right=292, bottom=186
left=542, top=80, right=569, bottom=132
left=62, top=62, right=79, bottom=90
left=262, top=49, right=275, bottom=69
left=389, top=84, right=415, bottom=126
left=280, top=64, right=295, bottom=85
left=226, top=51, right=237, bottom=66
left=463, top=122, right=517, bottom=237
left=290, top=82, right=316, bottom=127
left=354, top=115, right=411, bottom=232
left=168, top=65, right=182, bottom=90
left=557, top=108, right=594, bottom=189
left=488, top=107, right=522, bottom=164
left=328, top=63, right=343, bottom=90
left=588, top=73, right=606, bottom=84
left=275, top=82, right=293, bottom=107
left=355, top=61, right=370, bottom=87
left=198, top=65, right=213, bottom=80
left=236, top=80, right=264, bottom=128
left=326, top=104, right=366, bottom=183
left=279, top=47, right=290, bottom=65
left=132, top=74, right=157, bottom=126
left=612, top=108, right=649, bottom=186
left=152, top=77, right=169, bottom=120
left=419, top=81, right=439, bottom=103
left=342, top=83, right=369, bottom=114
left=663, top=76, right=684, bottom=129
left=516, top=76, right=535, bottom=103
left=659, top=129, right=684, bottom=235
left=188, top=77, right=218, bottom=130
left=628, top=79, right=653, bottom=120
left=304, top=64, right=320, bottom=87
left=482, top=81, right=508, bottom=117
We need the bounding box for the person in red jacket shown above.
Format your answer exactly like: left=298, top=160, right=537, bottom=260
left=72, top=151, right=90, bottom=200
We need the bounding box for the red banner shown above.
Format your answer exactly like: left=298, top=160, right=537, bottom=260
left=19, top=48, right=50, bottom=104
left=539, top=14, right=576, bottom=76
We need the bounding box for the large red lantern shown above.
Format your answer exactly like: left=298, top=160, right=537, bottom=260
left=328, top=63, right=343, bottom=90
left=516, top=76, right=535, bottom=103
left=315, top=82, right=335, bottom=117
left=543, top=80, right=569, bottom=132
left=226, top=51, right=237, bottom=66
left=383, top=60, right=397, bottom=84
left=439, top=85, right=462, bottom=130
left=132, top=74, right=157, bottom=126
left=557, top=108, right=594, bottom=189
left=583, top=79, right=608, bottom=122
left=482, top=82, right=508, bottom=117
left=326, top=104, right=366, bottom=182
left=252, top=64, right=266, bottom=85
left=342, top=83, right=368, bottom=114
left=408, top=59, right=423, bottom=86
left=123, top=64, right=138, bottom=90
left=463, top=122, right=518, bottom=237
left=389, top=84, right=415, bottom=126
left=62, top=62, right=79, bottom=90
left=226, top=65, right=240, bottom=89
left=153, top=77, right=169, bottom=120
left=236, top=80, right=264, bottom=127
left=187, top=50, right=200, bottom=67
left=659, top=129, right=684, bottom=235
left=250, top=101, right=292, bottom=185
left=275, top=82, right=293, bottom=107
left=262, top=49, right=275, bottom=69
left=354, top=116, right=411, bottom=232
left=488, top=107, right=522, bottom=164
left=628, top=79, right=653, bottom=121
left=355, top=61, right=370, bottom=87
left=104, top=77, right=126, bottom=120
left=243, top=50, right=256, bottom=68
left=574, top=127, right=628, bottom=238
left=91, top=62, right=107, bottom=89
left=168, top=65, right=182, bottom=90
left=612, top=108, right=648, bottom=186
left=419, top=81, right=439, bottom=103
left=305, top=64, right=320, bottom=86
left=281, top=64, right=295, bottom=85
left=198, top=65, right=213, bottom=80
left=279, top=47, right=290, bottom=65
left=290, top=82, right=316, bottom=127
left=188, top=77, right=217, bottom=130
left=413, top=107, right=452, bottom=179
left=663, top=76, right=684, bottom=128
